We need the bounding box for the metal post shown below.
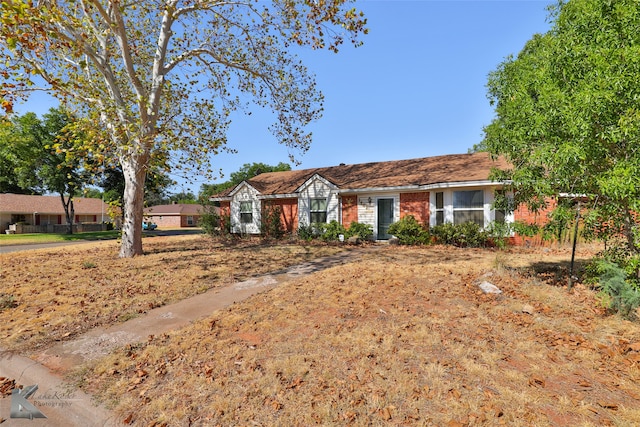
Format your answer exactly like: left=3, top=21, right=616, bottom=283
left=568, top=201, right=581, bottom=291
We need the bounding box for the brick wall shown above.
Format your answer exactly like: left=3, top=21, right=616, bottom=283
left=149, top=215, right=181, bottom=228
left=263, top=199, right=298, bottom=232
left=400, top=192, right=430, bottom=225
left=511, top=197, right=557, bottom=246
left=341, top=195, right=358, bottom=228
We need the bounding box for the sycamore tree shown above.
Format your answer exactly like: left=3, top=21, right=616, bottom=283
left=0, top=0, right=367, bottom=257
left=484, top=0, right=640, bottom=257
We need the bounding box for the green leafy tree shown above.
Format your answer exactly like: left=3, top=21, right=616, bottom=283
left=1, top=108, right=90, bottom=233
left=168, top=191, right=197, bottom=204
left=0, top=116, right=40, bottom=194
left=200, top=162, right=291, bottom=200
left=484, top=0, right=640, bottom=259
left=1, top=1, right=367, bottom=257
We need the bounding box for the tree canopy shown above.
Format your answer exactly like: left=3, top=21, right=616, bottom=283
left=199, top=161, right=291, bottom=200
left=0, top=0, right=367, bottom=257
left=484, top=0, right=640, bottom=255
left=0, top=107, right=90, bottom=233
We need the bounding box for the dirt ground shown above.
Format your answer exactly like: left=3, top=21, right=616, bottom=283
left=70, top=241, right=640, bottom=426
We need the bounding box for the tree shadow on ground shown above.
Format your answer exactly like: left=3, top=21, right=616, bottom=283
left=520, top=257, right=593, bottom=287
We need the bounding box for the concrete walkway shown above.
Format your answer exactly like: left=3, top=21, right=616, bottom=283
left=0, top=246, right=378, bottom=426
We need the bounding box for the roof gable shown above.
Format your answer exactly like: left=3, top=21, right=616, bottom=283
left=295, top=173, right=339, bottom=193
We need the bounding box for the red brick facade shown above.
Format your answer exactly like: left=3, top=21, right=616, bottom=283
left=219, top=201, right=231, bottom=225
left=264, top=199, right=299, bottom=233
left=341, top=195, right=358, bottom=228
left=511, top=197, right=558, bottom=246
left=400, top=192, right=430, bottom=225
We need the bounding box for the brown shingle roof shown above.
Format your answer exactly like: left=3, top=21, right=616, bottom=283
left=217, top=152, right=509, bottom=197
left=0, top=193, right=109, bottom=214
left=144, top=204, right=203, bottom=215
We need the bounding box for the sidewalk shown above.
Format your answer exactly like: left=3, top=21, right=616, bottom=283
left=0, top=246, right=378, bottom=426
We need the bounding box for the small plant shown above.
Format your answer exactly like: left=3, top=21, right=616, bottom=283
left=431, top=222, right=489, bottom=248
left=260, top=203, right=285, bottom=239
left=593, top=260, right=640, bottom=319
left=82, top=261, right=97, bottom=269
left=320, top=220, right=346, bottom=242
left=200, top=203, right=232, bottom=238
left=345, top=222, right=373, bottom=241
left=387, top=215, right=430, bottom=245
left=0, top=293, right=18, bottom=311
left=297, top=224, right=316, bottom=241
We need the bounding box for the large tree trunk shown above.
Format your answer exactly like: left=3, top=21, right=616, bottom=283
left=119, top=154, right=147, bottom=258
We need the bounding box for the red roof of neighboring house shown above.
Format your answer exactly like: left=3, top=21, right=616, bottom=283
left=0, top=193, right=109, bottom=214
left=214, top=152, right=510, bottom=197
left=144, top=204, right=203, bottom=215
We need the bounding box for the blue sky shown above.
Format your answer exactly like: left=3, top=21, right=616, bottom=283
left=15, top=0, right=554, bottom=195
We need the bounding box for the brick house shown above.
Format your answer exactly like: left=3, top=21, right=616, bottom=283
left=143, top=203, right=205, bottom=228
left=210, top=152, right=539, bottom=240
left=0, top=193, right=109, bottom=233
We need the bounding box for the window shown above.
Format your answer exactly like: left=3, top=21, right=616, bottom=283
left=187, top=215, right=194, bottom=226
left=435, top=192, right=444, bottom=225
left=453, top=190, right=484, bottom=226
left=493, top=190, right=509, bottom=223
left=240, top=201, right=253, bottom=224
left=310, top=198, right=327, bottom=223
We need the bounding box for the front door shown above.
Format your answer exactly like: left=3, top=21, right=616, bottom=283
left=377, top=198, right=394, bottom=240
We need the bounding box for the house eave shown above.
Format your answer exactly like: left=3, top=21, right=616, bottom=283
left=258, top=193, right=299, bottom=200
left=418, top=180, right=503, bottom=190
left=337, top=185, right=422, bottom=194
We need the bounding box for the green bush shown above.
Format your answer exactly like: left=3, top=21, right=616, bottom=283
left=431, top=222, right=490, bottom=248
left=320, top=220, right=346, bottom=242
left=200, top=204, right=231, bottom=237
left=387, top=215, right=430, bottom=245
left=260, top=204, right=285, bottom=239
left=345, top=222, right=373, bottom=241
left=297, top=224, right=316, bottom=241
left=593, top=260, right=640, bottom=319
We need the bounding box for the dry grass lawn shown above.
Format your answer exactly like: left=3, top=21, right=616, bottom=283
left=3, top=236, right=640, bottom=426
left=0, top=235, right=346, bottom=353
left=75, top=243, right=640, bottom=426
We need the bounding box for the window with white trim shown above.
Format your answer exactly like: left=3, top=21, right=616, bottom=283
left=240, top=201, right=253, bottom=224
left=453, top=190, right=484, bottom=226
left=435, top=192, right=444, bottom=225
left=309, top=198, right=327, bottom=223
left=187, top=215, right=194, bottom=226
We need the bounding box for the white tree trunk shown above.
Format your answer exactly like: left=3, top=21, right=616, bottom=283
left=119, top=154, right=147, bottom=257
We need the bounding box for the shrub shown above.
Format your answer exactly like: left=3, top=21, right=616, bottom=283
left=261, top=204, right=285, bottom=239
left=345, top=222, right=373, bottom=241
left=431, top=222, right=490, bottom=248
left=320, top=220, right=346, bottom=242
left=297, top=224, right=316, bottom=241
left=593, top=260, right=640, bottom=319
left=387, top=215, right=430, bottom=245
left=200, top=204, right=231, bottom=237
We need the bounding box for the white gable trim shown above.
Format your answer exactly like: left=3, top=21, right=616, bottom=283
left=295, top=174, right=338, bottom=193
left=228, top=181, right=261, bottom=197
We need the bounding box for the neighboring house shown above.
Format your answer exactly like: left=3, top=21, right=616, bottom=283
left=210, top=152, right=525, bottom=240
left=0, top=193, right=109, bottom=234
left=143, top=203, right=204, bottom=228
